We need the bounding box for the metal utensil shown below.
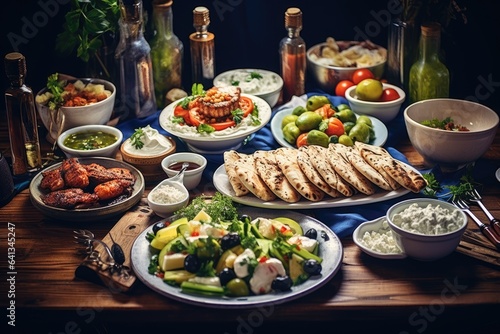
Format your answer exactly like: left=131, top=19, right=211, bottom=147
left=453, top=199, right=500, bottom=249
left=466, top=188, right=500, bottom=236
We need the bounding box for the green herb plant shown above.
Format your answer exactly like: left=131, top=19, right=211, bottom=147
left=422, top=165, right=480, bottom=201
left=130, top=128, right=145, bottom=150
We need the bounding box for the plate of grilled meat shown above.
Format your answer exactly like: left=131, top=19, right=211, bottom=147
left=29, top=157, right=145, bottom=221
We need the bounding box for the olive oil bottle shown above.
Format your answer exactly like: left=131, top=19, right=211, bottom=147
left=409, top=22, right=449, bottom=103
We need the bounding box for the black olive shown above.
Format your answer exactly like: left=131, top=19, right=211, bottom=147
left=218, top=267, right=236, bottom=286
left=305, top=228, right=318, bottom=240
left=220, top=233, right=241, bottom=250
left=271, top=276, right=293, bottom=292
left=303, top=259, right=322, bottom=276
left=184, top=254, right=201, bottom=273
left=152, top=221, right=167, bottom=235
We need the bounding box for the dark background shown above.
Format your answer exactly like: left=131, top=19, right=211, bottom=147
left=1, top=0, right=499, bottom=114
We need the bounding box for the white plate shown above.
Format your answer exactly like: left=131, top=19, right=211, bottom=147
left=271, top=108, right=388, bottom=148
left=29, top=157, right=145, bottom=221
left=130, top=207, right=343, bottom=308
left=352, top=216, right=407, bottom=259
left=496, top=168, right=500, bottom=182
left=159, top=94, right=272, bottom=154
left=213, top=165, right=411, bottom=209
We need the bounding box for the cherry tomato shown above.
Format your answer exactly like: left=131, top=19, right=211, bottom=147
left=335, top=80, right=355, bottom=98
left=238, top=96, right=254, bottom=117
left=325, top=117, right=345, bottom=137
left=380, top=88, right=401, bottom=102
left=188, top=107, right=203, bottom=127
left=351, top=69, right=375, bottom=85
left=173, top=105, right=191, bottom=125
left=314, top=104, right=336, bottom=119
left=296, top=132, right=308, bottom=148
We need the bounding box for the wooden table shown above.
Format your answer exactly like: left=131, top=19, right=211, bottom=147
left=1, top=112, right=500, bottom=334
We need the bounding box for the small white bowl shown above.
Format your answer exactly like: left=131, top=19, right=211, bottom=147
left=386, top=198, right=468, bottom=261
left=161, top=152, right=207, bottom=190
left=147, top=176, right=189, bottom=218
left=57, top=125, right=123, bottom=158
left=345, top=83, right=406, bottom=122
left=213, top=68, right=283, bottom=108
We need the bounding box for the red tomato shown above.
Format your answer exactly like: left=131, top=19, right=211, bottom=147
left=296, top=132, right=308, bottom=147
left=325, top=117, right=345, bottom=137
left=314, top=104, right=336, bottom=119
left=238, top=96, right=254, bottom=117
left=380, top=88, right=400, bottom=102
left=352, top=69, right=375, bottom=85
left=335, top=80, right=355, bottom=97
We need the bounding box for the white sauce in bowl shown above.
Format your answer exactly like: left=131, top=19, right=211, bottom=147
left=122, top=125, right=173, bottom=156
left=214, top=69, right=282, bottom=95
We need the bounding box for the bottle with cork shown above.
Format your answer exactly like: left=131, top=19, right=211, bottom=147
left=409, top=22, right=449, bottom=103
left=279, top=7, right=306, bottom=103
left=189, top=6, right=215, bottom=88
left=4, top=52, right=42, bottom=176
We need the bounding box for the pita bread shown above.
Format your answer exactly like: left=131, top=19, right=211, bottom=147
left=234, top=154, right=276, bottom=201
left=274, top=147, right=325, bottom=202
left=223, top=150, right=249, bottom=196
left=296, top=148, right=341, bottom=198
left=334, top=144, right=393, bottom=191
left=254, top=150, right=301, bottom=203
left=303, top=145, right=354, bottom=197
left=328, top=144, right=376, bottom=195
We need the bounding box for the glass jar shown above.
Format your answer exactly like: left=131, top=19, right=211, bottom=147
left=150, top=0, right=183, bottom=109
left=279, top=7, right=306, bottom=103
left=409, top=22, right=449, bottom=103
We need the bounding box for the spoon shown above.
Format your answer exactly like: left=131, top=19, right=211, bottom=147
left=168, top=162, right=189, bottom=184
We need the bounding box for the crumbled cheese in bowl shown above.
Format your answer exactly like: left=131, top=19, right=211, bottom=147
left=149, top=184, right=187, bottom=204
left=358, top=219, right=402, bottom=254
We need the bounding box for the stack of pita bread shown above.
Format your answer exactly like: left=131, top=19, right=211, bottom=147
left=223, top=142, right=427, bottom=203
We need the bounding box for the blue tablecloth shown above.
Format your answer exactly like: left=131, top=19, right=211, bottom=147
left=116, top=93, right=498, bottom=238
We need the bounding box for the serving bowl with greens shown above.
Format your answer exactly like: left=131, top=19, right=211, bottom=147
left=404, top=98, right=499, bottom=170
left=57, top=124, right=122, bottom=158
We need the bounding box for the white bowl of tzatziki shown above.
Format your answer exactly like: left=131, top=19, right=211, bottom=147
left=386, top=198, right=467, bottom=261
left=213, top=69, right=283, bottom=108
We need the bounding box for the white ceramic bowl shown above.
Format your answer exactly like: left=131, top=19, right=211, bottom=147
left=404, top=98, right=499, bottom=170
left=345, top=83, right=406, bottom=122
left=35, top=75, right=116, bottom=143
left=213, top=68, right=283, bottom=108
left=161, top=152, right=207, bottom=190
left=159, top=94, right=272, bottom=154
left=57, top=124, right=123, bottom=158
left=307, top=41, right=387, bottom=93
left=147, top=178, right=189, bottom=218
left=386, top=198, right=468, bottom=261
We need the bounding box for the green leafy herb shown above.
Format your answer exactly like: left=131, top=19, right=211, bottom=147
left=197, top=123, right=215, bottom=134
left=175, top=192, right=239, bottom=222
left=230, top=80, right=240, bottom=86
left=421, top=117, right=454, bottom=129
left=422, top=173, right=442, bottom=197
left=422, top=165, right=480, bottom=201
left=248, top=72, right=263, bottom=81
left=130, top=128, right=145, bottom=149
left=231, top=109, right=244, bottom=124
left=46, top=73, right=65, bottom=111
left=191, top=83, right=205, bottom=96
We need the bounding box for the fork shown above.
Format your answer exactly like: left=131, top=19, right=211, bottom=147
left=467, top=188, right=500, bottom=236
left=453, top=199, right=500, bottom=249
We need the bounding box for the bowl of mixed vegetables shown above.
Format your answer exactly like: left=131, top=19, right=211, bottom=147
left=130, top=193, right=343, bottom=308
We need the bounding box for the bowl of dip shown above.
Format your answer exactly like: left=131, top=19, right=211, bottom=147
left=147, top=174, right=189, bottom=218
left=161, top=152, right=207, bottom=190
left=120, top=125, right=176, bottom=182
left=213, top=69, right=283, bottom=107
left=57, top=124, right=122, bottom=158
left=386, top=198, right=467, bottom=261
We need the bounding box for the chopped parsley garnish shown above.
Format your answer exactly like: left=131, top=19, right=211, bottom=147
left=130, top=128, right=145, bottom=149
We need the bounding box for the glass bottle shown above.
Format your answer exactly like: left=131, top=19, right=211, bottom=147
left=409, top=22, right=449, bottom=103
left=115, top=0, right=156, bottom=119
left=189, top=6, right=215, bottom=88
left=279, top=7, right=306, bottom=103
left=150, top=0, right=183, bottom=109
left=4, top=52, right=42, bottom=176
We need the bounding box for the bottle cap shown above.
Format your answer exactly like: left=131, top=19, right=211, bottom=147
left=153, top=0, right=173, bottom=10
left=4, top=52, right=27, bottom=80
left=421, top=22, right=441, bottom=37
left=285, top=7, right=302, bottom=29
left=193, top=6, right=210, bottom=26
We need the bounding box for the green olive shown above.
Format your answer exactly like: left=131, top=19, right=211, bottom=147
left=356, top=115, right=373, bottom=128
left=281, top=114, right=299, bottom=129
left=349, top=123, right=371, bottom=143
left=336, top=108, right=357, bottom=123
left=282, top=122, right=301, bottom=145
left=343, top=121, right=356, bottom=135
left=226, top=278, right=249, bottom=296
left=306, top=95, right=331, bottom=111
left=292, top=105, right=307, bottom=116
left=338, top=134, right=354, bottom=146
left=336, top=103, right=351, bottom=111
left=307, top=130, right=329, bottom=148
left=295, top=111, right=323, bottom=132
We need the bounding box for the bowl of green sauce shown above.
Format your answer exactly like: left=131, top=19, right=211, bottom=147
left=57, top=125, right=123, bottom=158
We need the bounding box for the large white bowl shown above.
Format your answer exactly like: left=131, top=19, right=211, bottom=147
left=159, top=94, right=272, bottom=154
left=404, top=98, right=499, bottom=169
left=386, top=198, right=467, bottom=261
left=213, top=68, right=283, bottom=108
left=345, top=83, right=406, bottom=122
left=35, top=76, right=116, bottom=143
left=57, top=124, right=123, bottom=158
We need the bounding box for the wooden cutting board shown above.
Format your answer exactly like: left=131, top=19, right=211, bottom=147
left=75, top=197, right=159, bottom=291
left=457, top=229, right=500, bottom=267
